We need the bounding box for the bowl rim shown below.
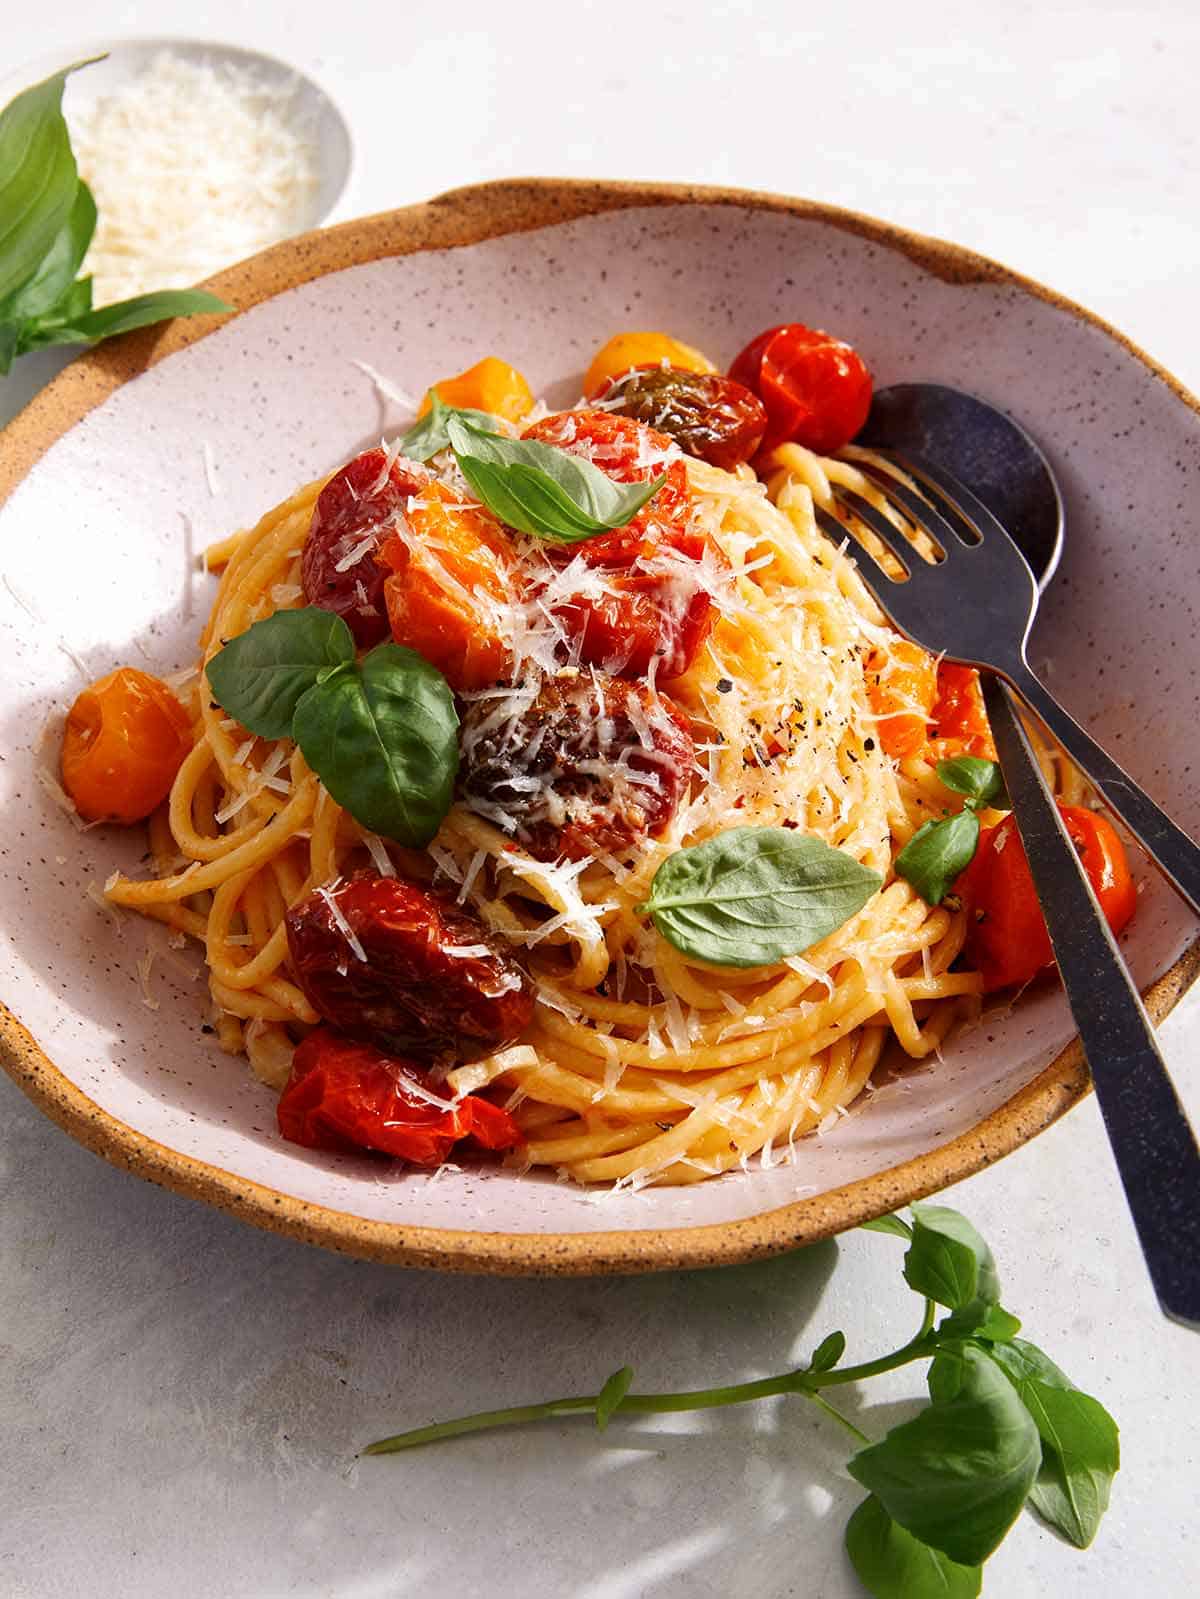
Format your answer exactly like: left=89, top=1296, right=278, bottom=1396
left=2, top=175, right=1197, bottom=1275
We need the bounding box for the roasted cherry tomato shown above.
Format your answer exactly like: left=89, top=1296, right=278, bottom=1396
left=596, top=366, right=768, bottom=471
left=959, top=804, right=1137, bottom=991
left=61, top=668, right=192, bottom=824
left=277, top=1026, right=521, bottom=1163
left=302, top=449, right=430, bottom=647
left=379, top=480, right=520, bottom=692
left=521, top=411, right=717, bottom=679
left=864, top=640, right=939, bottom=760
left=286, top=872, right=534, bottom=1062
left=583, top=331, right=716, bottom=399
left=729, top=322, right=872, bottom=455
left=929, top=662, right=996, bottom=762
left=459, top=672, right=695, bottom=861
left=419, top=356, right=534, bottom=423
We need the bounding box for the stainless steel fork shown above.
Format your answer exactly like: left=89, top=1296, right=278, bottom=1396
left=813, top=453, right=1200, bottom=1327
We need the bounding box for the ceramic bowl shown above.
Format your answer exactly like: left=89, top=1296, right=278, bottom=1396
left=1, top=180, right=1196, bottom=1274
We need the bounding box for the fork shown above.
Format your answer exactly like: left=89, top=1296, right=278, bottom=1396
left=813, top=455, right=1200, bottom=1327
left=818, top=455, right=1200, bottom=918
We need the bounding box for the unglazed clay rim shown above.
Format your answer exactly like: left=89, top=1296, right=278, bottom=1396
left=1, top=177, right=1197, bottom=1276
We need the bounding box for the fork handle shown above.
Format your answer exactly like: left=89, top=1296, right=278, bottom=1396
left=1004, top=661, right=1200, bottom=918
left=985, top=679, right=1200, bottom=1328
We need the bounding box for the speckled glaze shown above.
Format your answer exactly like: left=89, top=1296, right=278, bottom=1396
left=0, top=179, right=1197, bottom=1274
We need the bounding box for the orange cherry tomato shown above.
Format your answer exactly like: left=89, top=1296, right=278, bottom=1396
left=379, top=481, right=520, bottom=692
left=864, top=640, right=938, bottom=760
left=929, top=662, right=996, bottom=762
left=729, top=322, right=872, bottom=455
left=583, top=332, right=716, bottom=400
left=60, top=668, right=193, bottom=824
left=419, top=357, right=534, bottom=423
left=959, top=804, right=1137, bottom=991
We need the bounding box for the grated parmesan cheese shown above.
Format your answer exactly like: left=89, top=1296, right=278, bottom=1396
left=69, top=52, right=322, bottom=303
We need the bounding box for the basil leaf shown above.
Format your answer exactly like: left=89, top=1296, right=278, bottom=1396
left=2, top=178, right=95, bottom=325
left=860, top=1214, right=913, bottom=1241
left=808, top=1330, right=846, bottom=1373
left=936, top=755, right=1009, bottom=810
left=848, top=1341, right=1041, bottom=1565
left=894, top=809, right=979, bottom=905
left=0, top=62, right=95, bottom=307
left=36, top=286, right=231, bottom=343
left=207, top=607, right=356, bottom=740
left=986, top=1339, right=1119, bottom=1548
left=293, top=642, right=459, bottom=847
left=845, top=1495, right=981, bottom=1599
left=0, top=322, right=17, bottom=376
left=938, top=1302, right=1021, bottom=1343
left=400, top=392, right=503, bottom=462
left=640, top=826, right=882, bottom=969
left=904, top=1204, right=1001, bottom=1312
left=447, top=414, right=665, bottom=542
left=594, top=1365, right=633, bottom=1430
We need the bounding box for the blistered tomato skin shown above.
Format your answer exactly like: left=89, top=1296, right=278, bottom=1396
left=959, top=804, right=1137, bottom=991
left=277, top=1026, right=521, bottom=1163
left=302, top=449, right=431, bottom=647
left=286, top=872, right=534, bottom=1062
left=459, top=672, right=695, bottom=861
left=521, top=411, right=717, bottom=679
left=729, top=322, right=872, bottom=455
left=60, top=668, right=192, bottom=824
left=596, top=366, right=768, bottom=471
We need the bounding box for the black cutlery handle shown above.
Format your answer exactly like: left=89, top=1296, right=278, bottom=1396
left=986, top=678, right=1200, bottom=1329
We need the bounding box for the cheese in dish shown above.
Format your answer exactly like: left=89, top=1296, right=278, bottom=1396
left=59, top=328, right=1136, bottom=1187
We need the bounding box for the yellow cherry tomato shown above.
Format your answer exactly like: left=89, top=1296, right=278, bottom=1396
left=418, top=357, right=534, bottom=423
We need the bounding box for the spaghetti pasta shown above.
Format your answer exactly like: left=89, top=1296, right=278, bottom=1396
left=104, top=421, right=992, bottom=1188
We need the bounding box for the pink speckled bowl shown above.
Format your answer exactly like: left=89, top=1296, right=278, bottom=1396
left=1, top=180, right=1197, bottom=1274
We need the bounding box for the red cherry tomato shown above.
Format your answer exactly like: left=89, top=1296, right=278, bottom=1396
left=521, top=410, right=717, bottom=678
left=302, top=449, right=431, bottom=647
left=285, top=872, right=534, bottom=1063
left=277, top=1026, right=521, bottom=1164
left=729, top=322, right=872, bottom=455
left=959, top=804, right=1137, bottom=991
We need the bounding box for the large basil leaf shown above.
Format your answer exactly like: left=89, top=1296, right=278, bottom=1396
left=860, top=1214, right=913, bottom=1240
left=848, top=1341, right=1041, bottom=1566
left=904, top=1203, right=1001, bottom=1313
left=207, top=607, right=356, bottom=740
left=292, top=643, right=459, bottom=846
left=640, top=826, right=882, bottom=968
left=0, top=322, right=17, bottom=375
left=2, top=178, right=95, bottom=325
left=400, top=392, right=503, bottom=462
left=894, top=808, right=980, bottom=905
left=447, top=414, right=665, bottom=542
left=986, top=1339, right=1119, bottom=1548
left=0, top=63, right=91, bottom=307
left=845, top=1495, right=981, bottom=1599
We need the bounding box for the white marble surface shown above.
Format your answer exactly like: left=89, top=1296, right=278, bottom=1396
left=2, top=3, right=1199, bottom=1595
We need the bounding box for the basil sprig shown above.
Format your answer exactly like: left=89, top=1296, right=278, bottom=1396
left=639, top=826, right=882, bottom=968
left=206, top=607, right=458, bottom=847
left=0, top=63, right=229, bottom=374
left=895, top=756, right=1011, bottom=905
left=363, top=1199, right=1120, bottom=1597
left=398, top=393, right=666, bottom=542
